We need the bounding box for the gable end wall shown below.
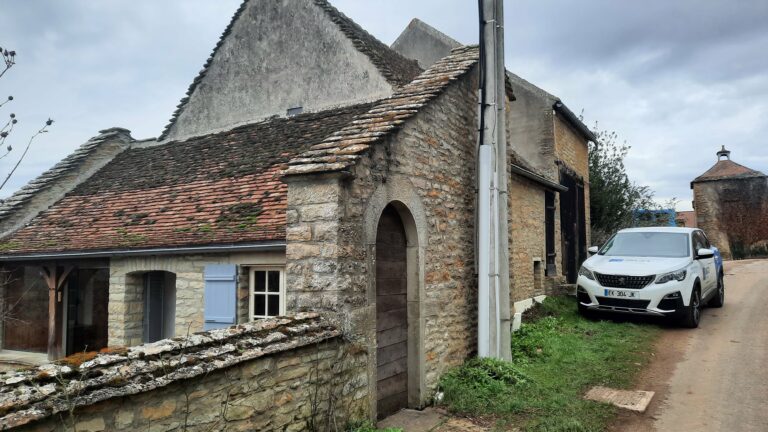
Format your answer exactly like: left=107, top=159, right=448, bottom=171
left=164, top=0, right=395, bottom=142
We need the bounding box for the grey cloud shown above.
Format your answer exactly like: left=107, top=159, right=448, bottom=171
left=0, top=0, right=765, bottom=212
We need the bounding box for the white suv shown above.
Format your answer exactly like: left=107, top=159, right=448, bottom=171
left=577, top=227, right=724, bottom=328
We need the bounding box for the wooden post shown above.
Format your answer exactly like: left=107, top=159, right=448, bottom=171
left=41, top=264, right=73, bottom=361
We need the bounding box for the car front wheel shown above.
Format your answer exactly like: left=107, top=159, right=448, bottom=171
left=680, top=288, right=701, bottom=328
left=709, top=273, right=725, bottom=308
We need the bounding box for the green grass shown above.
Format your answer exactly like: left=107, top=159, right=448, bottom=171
left=439, top=296, right=660, bottom=431
left=348, top=421, right=403, bottom=432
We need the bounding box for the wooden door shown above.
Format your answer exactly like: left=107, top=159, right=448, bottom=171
left=2, top=266, right=48, bottom=352
left=376, top=205, right=408, bottom=419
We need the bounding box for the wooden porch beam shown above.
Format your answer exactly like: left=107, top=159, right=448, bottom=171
left=42, top=264, right=73, bottom=361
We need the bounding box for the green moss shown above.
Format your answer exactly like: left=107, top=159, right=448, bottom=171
left=114, top=227, right=147, bottom=246
left=216, top=202, right=264, bottom=231
left=0, top=241, right=22, bottom=251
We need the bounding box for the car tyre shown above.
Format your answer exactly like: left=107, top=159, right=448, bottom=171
left=709, top=272, right=725, bottom=308
left=680, top=288, right=701, bottom=328
left=578, top=302, right=595, bottom=320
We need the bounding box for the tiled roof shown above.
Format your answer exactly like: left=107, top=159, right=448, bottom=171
left=284, top=45, right=479, bottom=176
left=0, top=128, right=133, bottom=222
left=693, top=159, right=766, bottom=183
left=0, top=104, right=373, bottom=256
left=158, top=0, right=421, bottom=141
left=313, top=0, right=422, bottom=87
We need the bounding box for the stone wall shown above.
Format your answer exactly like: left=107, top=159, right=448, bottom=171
left=508, top=174, right=547, bottom=302
left=1, top=314, right=370, bottom=432
left=693, top=177, right=768, bottom=259
left=506, top=80, right=556, bottom=179
left=108, top=251, right=285, bottom=347
left=163, top=0, right=396, bottom=142
left=285, top=70, right=479, bottom=413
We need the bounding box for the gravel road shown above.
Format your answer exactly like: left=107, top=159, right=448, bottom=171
left=613, top=259, right=768, bottom=432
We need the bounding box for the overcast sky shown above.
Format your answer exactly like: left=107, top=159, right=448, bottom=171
left=1, top=0, right=766, bottom=211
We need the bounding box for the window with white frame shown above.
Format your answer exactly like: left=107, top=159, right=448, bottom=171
left=249, top=268, right=285, bottom=319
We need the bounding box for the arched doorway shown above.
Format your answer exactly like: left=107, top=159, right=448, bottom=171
left=376, top=204, right=409, bottom=418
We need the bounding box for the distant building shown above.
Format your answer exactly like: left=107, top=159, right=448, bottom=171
left=691, top=146, right=768, bottom=259
left=675, top=211, right=696, bottom=228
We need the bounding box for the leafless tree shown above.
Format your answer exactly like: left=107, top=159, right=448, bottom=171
left=0, top=44, right=54, bottom=192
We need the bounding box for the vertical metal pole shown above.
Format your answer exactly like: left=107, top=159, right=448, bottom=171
left=495, top=0, right=512, bottom=360
left=478, top=0, right=500, bottom=358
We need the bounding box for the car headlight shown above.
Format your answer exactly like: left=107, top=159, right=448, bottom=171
left=656, top=269, right=687, bottom=284
left=578, top=266, right=595, bottom=280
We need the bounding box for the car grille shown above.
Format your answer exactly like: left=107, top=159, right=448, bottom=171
left=595, top=272, right=655, bottom=289
left=595, top=297, right=651, bottom=309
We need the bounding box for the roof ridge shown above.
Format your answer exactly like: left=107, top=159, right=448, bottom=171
left=283, top=45, right=479, bottom=176
left=312, top=0, right=422, bottom=87
left=0, top=129, right=134, bottom=223
left=159, top=0, right=421, bottom=142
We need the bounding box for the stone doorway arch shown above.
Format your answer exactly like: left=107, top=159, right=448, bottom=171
left=365, top=176, right=427, bottom=419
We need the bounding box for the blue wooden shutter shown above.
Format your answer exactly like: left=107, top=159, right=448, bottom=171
left=204, top=264, right=238, bottom=331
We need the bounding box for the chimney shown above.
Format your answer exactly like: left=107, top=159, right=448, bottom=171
left=717, top=145, right=731, bottom=161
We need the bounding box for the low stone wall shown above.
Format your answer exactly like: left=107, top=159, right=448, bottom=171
left=0, top=314, right=370, bottom=431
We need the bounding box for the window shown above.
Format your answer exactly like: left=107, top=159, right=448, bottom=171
left=600, top=232, right=690, bottom=258
left=249, top=268, right=285, bottom=319
left=693, top=231, right=708, bottom=253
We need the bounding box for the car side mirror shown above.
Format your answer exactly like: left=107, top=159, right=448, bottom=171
left=588, top=246, right=599, bottom=255
left=697, top=248, right=715, bottom=259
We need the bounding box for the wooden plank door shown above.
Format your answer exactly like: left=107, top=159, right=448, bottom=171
left=376, top=205, right=408, bottom=419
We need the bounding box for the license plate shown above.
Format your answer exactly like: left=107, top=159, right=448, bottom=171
left=604, top=289, right=637, bottom=298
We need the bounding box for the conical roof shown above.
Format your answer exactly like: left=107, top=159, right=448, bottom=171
left=693, top=159, right=766, bottom=183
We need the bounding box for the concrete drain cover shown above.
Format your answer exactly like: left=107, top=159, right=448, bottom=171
left=584, top=386, right=655, bottom=412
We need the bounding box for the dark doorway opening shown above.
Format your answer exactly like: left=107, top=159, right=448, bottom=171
left=545, top=191, right=556, bottom=276
left=560, top=169, right=587, bottom=284
left=65, top=268, right=109, bottom=355
left=143, top=271, right=176, bottom=344
left=376, top=204, right=408, bottom=419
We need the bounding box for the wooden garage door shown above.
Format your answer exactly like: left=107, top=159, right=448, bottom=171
left=376, top=205, right=408, bottom=419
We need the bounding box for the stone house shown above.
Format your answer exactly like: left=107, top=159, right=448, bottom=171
left=391, top=19, right=594, bottom=298
left=0, top=0, right=592, bottom=419
left=691, top=146, right=768, bottom=260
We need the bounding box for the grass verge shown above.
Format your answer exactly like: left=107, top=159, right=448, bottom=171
left=439, top=296, right=660, bottom=431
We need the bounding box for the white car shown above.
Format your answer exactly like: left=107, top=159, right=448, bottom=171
left=577, top=227, right=725, bottom=328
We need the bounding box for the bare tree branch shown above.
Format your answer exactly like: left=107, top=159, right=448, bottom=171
left=0, top=119, right=53, bottom=191
left=0, top=46, right=16, bottom=79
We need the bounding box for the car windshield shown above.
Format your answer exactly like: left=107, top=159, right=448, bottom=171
left=599, top=232, right=690, bottom=258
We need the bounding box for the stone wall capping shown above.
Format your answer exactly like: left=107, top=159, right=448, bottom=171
left=0, top=313, right=340, bottom=429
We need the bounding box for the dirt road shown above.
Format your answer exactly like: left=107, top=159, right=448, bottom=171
left=614, top=259, right=768, bottom=432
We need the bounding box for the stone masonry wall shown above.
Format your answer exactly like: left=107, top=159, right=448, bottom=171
left=694, top=177, right=768, bottom=259
left=285, top=71, right=479, bottom=411
left=2, top=314, right=369, bottom=432
left=508, top=174, right=547, bottom=302
left=506, top=83, right=556, bottom=180
left=108, top=251, right=285, bottom=347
